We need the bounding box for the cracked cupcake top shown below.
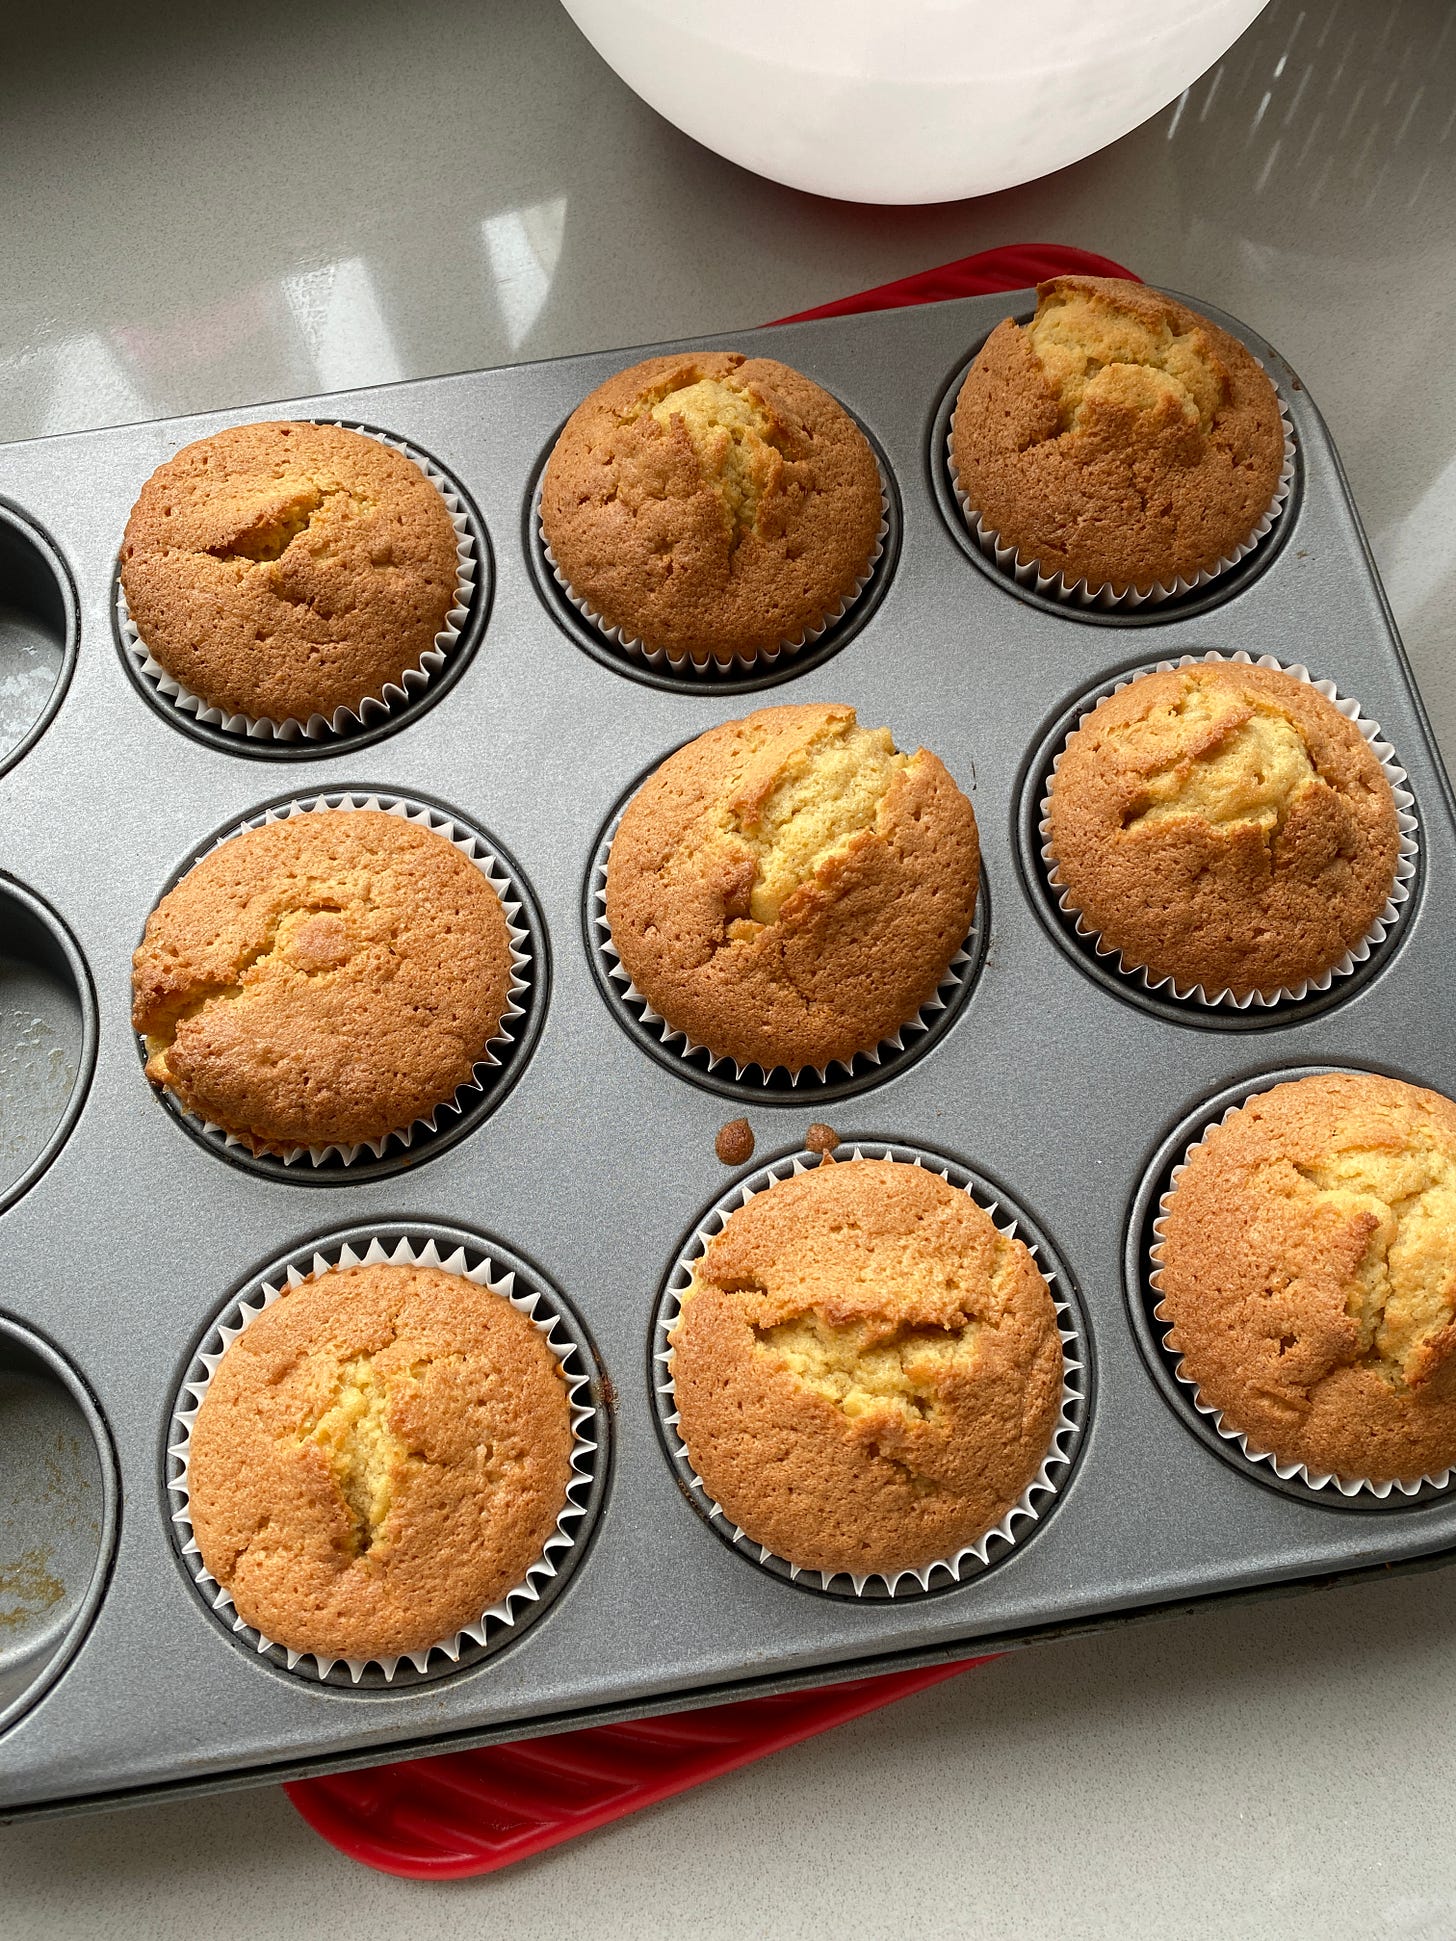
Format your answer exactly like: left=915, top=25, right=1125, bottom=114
left=669, top=1157, right=1064, bottom=1577
left=1157, top=1073, right=1456, bottom=1485
left=186, top=1263, right=574, bottom=1661
left=951, top=276, right=1286, bottom=593
left=120, top=421, right=460, bottom=722
left=540, top=352, right=883, bottom=662
left=1045, top=662, right=1400, bottom=1000
left=132, top=809, right=514, bottom=1153
left=605, top=702, right=980, bottom=1074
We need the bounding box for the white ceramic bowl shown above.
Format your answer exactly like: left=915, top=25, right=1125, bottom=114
left=560, top=0, right=1269, bottom=205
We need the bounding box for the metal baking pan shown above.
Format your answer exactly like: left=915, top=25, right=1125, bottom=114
left=2, top=289, right=1454, bottom=1820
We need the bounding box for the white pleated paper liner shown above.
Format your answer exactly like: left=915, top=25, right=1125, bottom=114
left=587, top=804, right=984, bottom=1096
left=1035, top=650, right=1419, bottom=1011
left=166, top=1228, right=603, bottom=1686
left=1147, top=1088, right=1456, bottom=1506
left=139, top=792, right=536, bottom=1172
left=945, top=367, right=1296, bottom=609
left=534, top=461, right=891, bottom=678
left=116, top=424, right=481, bottom=743
left=651, top=1142, right=1088, bottom=1597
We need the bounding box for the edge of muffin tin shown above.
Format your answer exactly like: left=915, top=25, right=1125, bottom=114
left=110, top=424, right=495, bottom=762
left=649, top=1140, right=1092, bottom=1598
left=1125, top=1064, right=1456, bottom=1511
left=925, top=318, right=1305, bottom=628
left=1013, top=653, right=1424, bottom=1032
left=583, top=769, right=987, bottom=1102
left=523, top=410, right=903, bottom=695
left=134, top=787, right=549, bottom=1183
left=163, top=1221, right=611, bottom=1691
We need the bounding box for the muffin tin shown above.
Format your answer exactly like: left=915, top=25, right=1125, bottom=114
left=2, top=289, right=1455, bottom=1819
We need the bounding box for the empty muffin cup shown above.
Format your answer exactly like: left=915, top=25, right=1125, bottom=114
left=0, top=503, right=75, bottom=777
left=0, top=1318, right=117, bottom=1731
left=0, top=878, right=95, bottom=1215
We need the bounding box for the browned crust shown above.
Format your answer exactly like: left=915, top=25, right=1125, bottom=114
left=187, top=1263, right=574, bottom=1661
left=950, top=277, right=1285, bottom=592
left=540, top=352, right=882, bottom=660
left=120, top=421, right=460, bottom=720
left=604, top=703, right=980, bottom=1073
left=670, top=1158, right=1064, bottom=1576
left=1158, top=1073, right=1456, bottom=1484
left=1045, top=662, right=1400, bottom=999
left=131, top=809, right=513, bottom=1152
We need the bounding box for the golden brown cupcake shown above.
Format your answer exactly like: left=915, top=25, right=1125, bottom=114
left=606, top=702, right=979, bottom=1074
left=121, top=421, right=461, bottom=722
left=1156, top=1073, right=1456, bottom=1486
left=133, top=809, right=514, bottom=1153
left=186, top=1262, right=575, bottom=1662
left=951, top=277, right=1286, bottom=595
left=540, top=352, right=882, bottom=662
left=1045, top=661, right=1401, bottom=1000
left=670, top=1157, right=1064, bottom=1578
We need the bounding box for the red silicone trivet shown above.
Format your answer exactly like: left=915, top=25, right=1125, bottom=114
left=285, top=241, right=1135, bottom=1880
left=769, top=238, right=1137, bottom=322
left=287, top=1657, right=993, bottom=1878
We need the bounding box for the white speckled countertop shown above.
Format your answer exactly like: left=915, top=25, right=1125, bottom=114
left=4, top=1, right=1456, bottom=1933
